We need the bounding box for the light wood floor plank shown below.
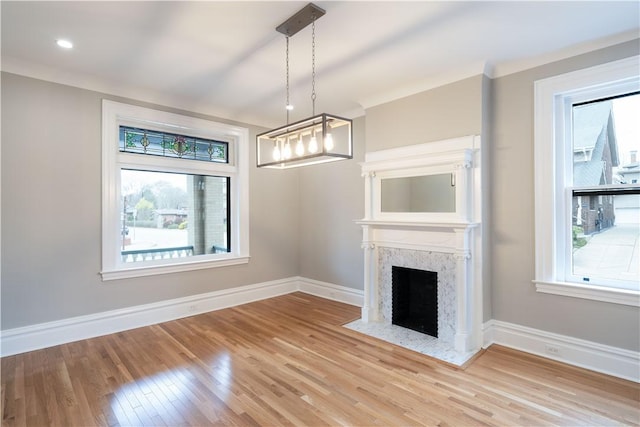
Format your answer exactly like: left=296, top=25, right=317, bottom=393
left=2, top=292, right=639, bottom=426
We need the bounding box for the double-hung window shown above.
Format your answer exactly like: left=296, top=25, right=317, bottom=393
left=534, top=56, right=640, bottom=306
left=101, top=100, right=249, bottom=280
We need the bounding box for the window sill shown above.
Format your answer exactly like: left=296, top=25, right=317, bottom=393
left=534, top=280, right=639, bottom=307
left=101, top=256, right=250, bottom=281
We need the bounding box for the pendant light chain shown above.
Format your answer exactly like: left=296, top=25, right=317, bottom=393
left=285, top=36, right=291, bottom=124
left=311, top=14, right=316, bottom=116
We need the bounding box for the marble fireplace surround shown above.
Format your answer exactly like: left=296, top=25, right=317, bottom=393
left=381, top=247, right=457, bottom=344
left=355, top=135, right=483, bottom=357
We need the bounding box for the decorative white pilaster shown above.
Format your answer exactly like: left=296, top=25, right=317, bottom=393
left=361, top=238, right=379, bottom=322
left=454, top=153, right=473, bottom=223
left=454, top=246, right=472, bottom=353
left=362, top=171, right=375, bottom=221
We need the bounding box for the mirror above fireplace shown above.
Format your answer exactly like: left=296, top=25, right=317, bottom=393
left=381, top=173, right=456, bottom=213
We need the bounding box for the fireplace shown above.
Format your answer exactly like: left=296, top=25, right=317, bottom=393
left=356, top=135, right=483, bottom=356
left=392, top=266, right=438, bottom=337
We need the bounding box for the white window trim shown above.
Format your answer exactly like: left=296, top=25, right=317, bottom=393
left=101, top=100, right=250, bottom=281
left=533, top=55, right=640, bottom=307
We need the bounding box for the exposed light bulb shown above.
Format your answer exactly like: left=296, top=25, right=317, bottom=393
left=324, top=132, right=334, bottom=151
left=283, top=140, right=292, bottom=159
left=308, top=134, right=318, bottom=153
left=272, top=141, right=281, bottom=161
left=295, top=135, right=305, bottom=156
left=56, top=39, right=73, bottom=49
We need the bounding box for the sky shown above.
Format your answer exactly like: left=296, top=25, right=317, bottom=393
left=121, top=169, right=188, bottom=194
left=612, top=93, right=640, bottom=167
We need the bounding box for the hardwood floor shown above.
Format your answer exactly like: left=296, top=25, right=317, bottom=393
left=2, top=292, right=639, bottom=426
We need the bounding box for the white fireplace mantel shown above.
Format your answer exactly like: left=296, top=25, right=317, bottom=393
left=356, top=135, right=483, bottom=355
left=356, top=220, right=478, bottom=257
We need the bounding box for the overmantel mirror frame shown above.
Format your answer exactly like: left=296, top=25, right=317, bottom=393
left=360, top=136, right=479, bottom=225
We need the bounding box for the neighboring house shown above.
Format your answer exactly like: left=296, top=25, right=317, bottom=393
left=572, top=101, right=619, bottom=235
left=155, top=208, right=188, bottom=228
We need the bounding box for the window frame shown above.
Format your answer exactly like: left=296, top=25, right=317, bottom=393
left=533, top=55, right=640, bottom=306
left=101, top=100, right=250, bottom=281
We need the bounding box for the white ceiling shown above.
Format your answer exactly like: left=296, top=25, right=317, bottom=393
left=2, top=1, right=639, bottom=128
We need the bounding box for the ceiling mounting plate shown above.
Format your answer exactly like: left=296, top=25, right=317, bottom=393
left=276, top=3, right=326, bottom=37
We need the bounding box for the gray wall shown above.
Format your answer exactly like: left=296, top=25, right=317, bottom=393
left=298, top=117, right=365, bottom=289
left=365, top=75, right=484, bottom=151
left=481, top=74, right=493, bottom=326
left=490, top=39, right=640, bottom=351
left=1, top=72, right=300, bottom=329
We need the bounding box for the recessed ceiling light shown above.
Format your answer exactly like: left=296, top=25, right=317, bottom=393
left=56, top=39, right=73, bottom=49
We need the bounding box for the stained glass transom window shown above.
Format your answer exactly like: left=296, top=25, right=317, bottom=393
left=119, top=126, right=228, bottom=163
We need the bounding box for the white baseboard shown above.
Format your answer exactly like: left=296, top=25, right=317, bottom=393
left=297, top=277, right=364, bottom=307
left=483, top=319, right=640, bottom=383
left=6, top=281, right=635, bottom=383
left=0, top=277, right=298, bottom=357
left=0, top=277, right=364, bottom=357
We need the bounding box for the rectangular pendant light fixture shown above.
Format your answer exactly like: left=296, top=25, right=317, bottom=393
left=256, top=3, right=353, bottom=169
left=257, top=113, right=352, bottom=169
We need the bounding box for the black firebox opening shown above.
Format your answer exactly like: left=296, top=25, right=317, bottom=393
left=392, top=266, right=438, bottom=337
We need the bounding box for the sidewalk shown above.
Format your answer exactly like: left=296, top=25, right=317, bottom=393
left=573, top=224, right=640, bottom=283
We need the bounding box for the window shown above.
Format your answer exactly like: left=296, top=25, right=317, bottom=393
left=534, top=56, right=640, bottom=306
left=570, top=94, right=640, bottom=286
left=102, top=100, right=249, bottom=280
left=120, top=170, right=230, bottom=262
